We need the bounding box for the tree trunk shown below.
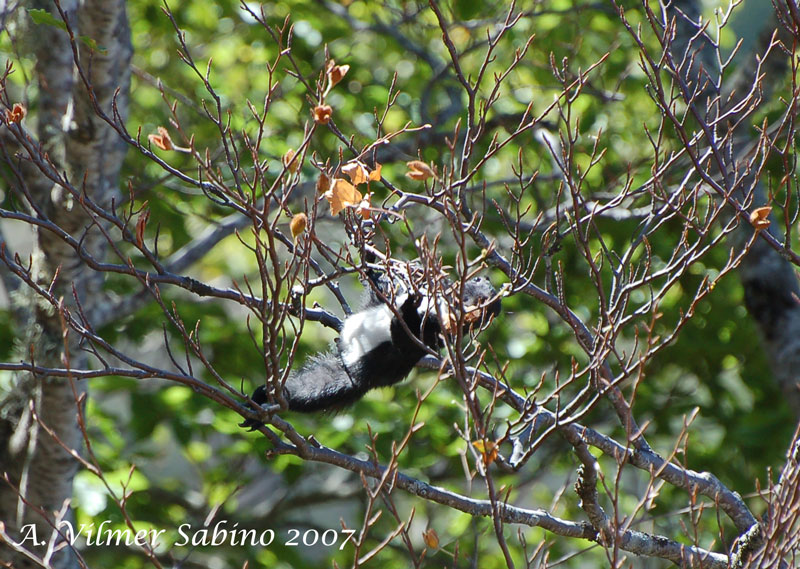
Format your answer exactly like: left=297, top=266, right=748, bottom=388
left=0, top=2, right=131, bottom=567
left=670, top=0, right=800, bottom=416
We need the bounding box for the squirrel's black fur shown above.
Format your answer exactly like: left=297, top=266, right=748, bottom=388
left=240, top=272, right=500, bottom=424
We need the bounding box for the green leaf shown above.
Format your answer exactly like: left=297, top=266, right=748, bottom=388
left=454, top=0, right=481, bottom=20
left=79, top=35, right=106, bottom=53
left=105, top=467, right=150, bottom=493
left=29, top=9, right=107, bottom=53
left=28, top=8, right=68, bottom=32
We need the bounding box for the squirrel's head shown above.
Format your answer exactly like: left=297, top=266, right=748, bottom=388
left=451, top=276, right=502, bottom=332
left=414, top=276, right=501, bottom=345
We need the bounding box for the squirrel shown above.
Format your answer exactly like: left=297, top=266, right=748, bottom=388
left=240, top=267, right=501, bottom=425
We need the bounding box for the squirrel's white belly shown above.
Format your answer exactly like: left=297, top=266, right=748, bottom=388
left=340, top=303, right=394, bottom=368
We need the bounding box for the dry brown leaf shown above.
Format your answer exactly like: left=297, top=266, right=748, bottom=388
left=148, top=126, right=173, bottom=151
left=422, top=528, right=439, bottom=549
left=368, top=162, right=382, bottom=182
left=5, top=103, right=26, bottom=124
left=463, top=295, right=497, bottom=326
left=341, top=161, right=369, bottom=185
left=135, top=206, right=150, bottom=248
left=463, top=307, right=483, bottom=325
left=316, top=172, right=331, bottom=194
left=749, top=206, right=771, bottom=230
left=356, top=193, right=372, bottom=220
left=406, top=160, right=435, bottom=181
left=312, top=104, right=332, bottom=125
left=327, top=60, right=350, bottom=86
left=341, top=160, right=381, bottom=186
left=325, top=178, right=362, bottom=216
left=290, top=213, right=307, bottom=239
left=283, top=149, right=300, bottom=173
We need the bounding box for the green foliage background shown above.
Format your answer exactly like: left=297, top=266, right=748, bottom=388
left=0, top=1, right=792, bottom=567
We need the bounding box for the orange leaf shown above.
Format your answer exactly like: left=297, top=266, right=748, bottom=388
left=325, top=178, right=362, bottom=216
left=148, top=126, right=173, bottom=151
left=406, top=160, right=435, bottom=181
left=283, top=149, right=300, bottom=173
left=5, top=103, right=26, bottom=124
left=327, top=60, right=350, bottom=86
left=356, top=193, right=372, bottom=220
left=341, top=161, right=369, bottom=185
left=316, top=172, right=331, bottom=194
left=312, top=104, right=332, bottom=125
left=290, top=213, right=307, bottom=239
left=368, top=162, right=382, bottom=182
left=472, top=440, right=499, bottom=465
left=422, top=528, right=439, bottom=549
left=135, top=207, right=150, bottom=248
left=464, top=297, right=496, bottom=326
left=749, top=206, right=771, bottom=230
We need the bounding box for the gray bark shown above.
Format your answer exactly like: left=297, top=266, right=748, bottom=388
left=729, top=11, right=800, bottom=417
left=0, top=2, right=131, bottom=568
left=739, top=231, right=800, bottom=416
left=723, top=8, right=800, bottom=416
left=669, top=0, right=800, bottom=415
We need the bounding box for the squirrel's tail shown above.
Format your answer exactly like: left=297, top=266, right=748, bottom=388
left=240, top=352, right=369, bottom=428
left=281, top=352, right=369, bottom=412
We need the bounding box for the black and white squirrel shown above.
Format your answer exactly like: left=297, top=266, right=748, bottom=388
left=240, top=270, right=501, bottom=424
